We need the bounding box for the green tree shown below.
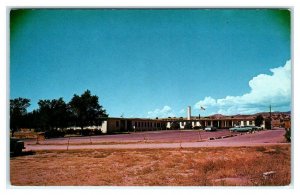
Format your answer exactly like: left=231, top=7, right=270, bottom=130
left=10, top=98, right=30, bottom=136
left=23, top=110, right=40, bottom=131
left=37, top=98, right=69, bottom=131
left=255, top=115, right=264, bottom=127
left=50, top=98, right=69, bottom=130
left=69, top=90, right=108, bottom=131
left=37, top=99, right=52, bottom=131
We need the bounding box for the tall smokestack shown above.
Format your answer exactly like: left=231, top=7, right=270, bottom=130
left=187, top=106, right=191, bottom=120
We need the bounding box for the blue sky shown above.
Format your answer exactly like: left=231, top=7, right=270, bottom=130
left=10, top=9, right=291, bottom=118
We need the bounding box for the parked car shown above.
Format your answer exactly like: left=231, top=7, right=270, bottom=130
left=251, top=126, right=264, bottom=131
left=205, top=126, right=217, bottom=131
left=193, top=126, right=202, bottom=130
left=229, top=126, right=253, bottom=132
left=10, top=137, right=25, bottom=155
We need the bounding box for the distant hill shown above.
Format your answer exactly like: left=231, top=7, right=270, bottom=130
left=207, top=111, right=291, bottom=118
left=255, top=111, right=291, bottom=116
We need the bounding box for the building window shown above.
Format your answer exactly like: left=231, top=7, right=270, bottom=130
left=116, top=121, right=119, bottom=127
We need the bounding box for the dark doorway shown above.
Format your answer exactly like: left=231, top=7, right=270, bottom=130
left=120, top=120, right=126, bottom=131
left=212, top=121, right=219, bottom=128
left=127, top=120, right=133, bottom=132
left=228, top=120, right=232, bottom=127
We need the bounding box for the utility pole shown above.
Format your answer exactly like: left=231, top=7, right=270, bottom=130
left=269, top=104, right=272, bottom=129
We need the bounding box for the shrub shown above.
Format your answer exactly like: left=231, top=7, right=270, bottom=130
left=65, top=129, right=76, bottom=135
left=44, top=130, right=65, bottom=138
left=255, top=115, right=264, bottom=127
left=284, top=128, right=291, bottom=142
left=94, top=130, right=102, bottom=135
left=265, top=118, right=272, bottom=130
left=80, top=129, right=92, bottom=136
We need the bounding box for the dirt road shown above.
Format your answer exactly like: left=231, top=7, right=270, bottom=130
left=23, top=129, right=287, bottom=151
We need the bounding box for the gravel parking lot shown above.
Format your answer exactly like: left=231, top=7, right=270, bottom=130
left=23, top=129, right=287, bottom=151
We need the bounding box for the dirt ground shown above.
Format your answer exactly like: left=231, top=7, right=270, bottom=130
left=10, top=145, right=291, bottom=186
left=23, top=129, right=287, bottom=151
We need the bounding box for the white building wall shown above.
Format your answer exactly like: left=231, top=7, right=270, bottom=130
left=167, top=122, right=171, bottom=129
left=100, top=121, right=108, bottom=134
left=180, top=122, right=185, bottom=129
left=261, top=120, right=266, bottom=128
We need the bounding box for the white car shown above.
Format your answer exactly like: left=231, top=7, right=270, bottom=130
left=205, top=126, right=217, bottom=131
left=251, top=126, right=264, bottom=130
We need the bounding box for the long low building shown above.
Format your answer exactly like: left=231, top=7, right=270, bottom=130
left=100, top=117, right=167, bottom=133
left=163, top=115, right=261, bottom=129
left=98, top=107, right=290, bottom=133
left=100, top=115, right=263, bottom=133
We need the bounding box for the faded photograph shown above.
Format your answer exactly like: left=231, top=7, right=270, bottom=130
left=9, top=9, right=291, bottom=186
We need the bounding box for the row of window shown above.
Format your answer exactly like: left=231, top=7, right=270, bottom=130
left=116, top=120, right=255, bottom=128
left=115, top=121, right=165, bottom=128
left=176, top=120, right=255, bottom=126
left=134, top=121, right=164, bottom=128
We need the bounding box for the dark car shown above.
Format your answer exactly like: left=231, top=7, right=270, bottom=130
left=10, top=138, right=25, bottom=155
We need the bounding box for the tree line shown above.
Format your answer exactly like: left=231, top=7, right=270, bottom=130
left=10, top=90, right=108, bottom=136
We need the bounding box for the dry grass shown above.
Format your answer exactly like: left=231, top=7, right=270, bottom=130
left=13, top=131, right=37, bottom=139
left=10, top=145, right=291, bottom=186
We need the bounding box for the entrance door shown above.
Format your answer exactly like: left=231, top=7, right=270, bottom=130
left=127, top=120, right=133, bottom=132
left=120, top=120, right=126, bottom=131
left=212, top=121, right=219, bottom=128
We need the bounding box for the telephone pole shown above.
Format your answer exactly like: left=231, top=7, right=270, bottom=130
left=269, top=104, right=272, bottom=129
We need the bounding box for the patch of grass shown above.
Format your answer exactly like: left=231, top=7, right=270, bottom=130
left=255, top=147, right=266, bottom=152
left=10, top=145, right=291, bottom=186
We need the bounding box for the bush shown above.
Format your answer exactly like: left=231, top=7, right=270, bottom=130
left=255, top=115, right=264, bottom=127
left=44, top=130, right=65, bottom=138
left=94, top=130, right=102, bottom=135
left=80, top=130, right=92, bottom=136
left=265, top=118, right=272, bottom=130
left=284, top=128, right=291, bottom=142
left=65, top=129, right=76, bottom=135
